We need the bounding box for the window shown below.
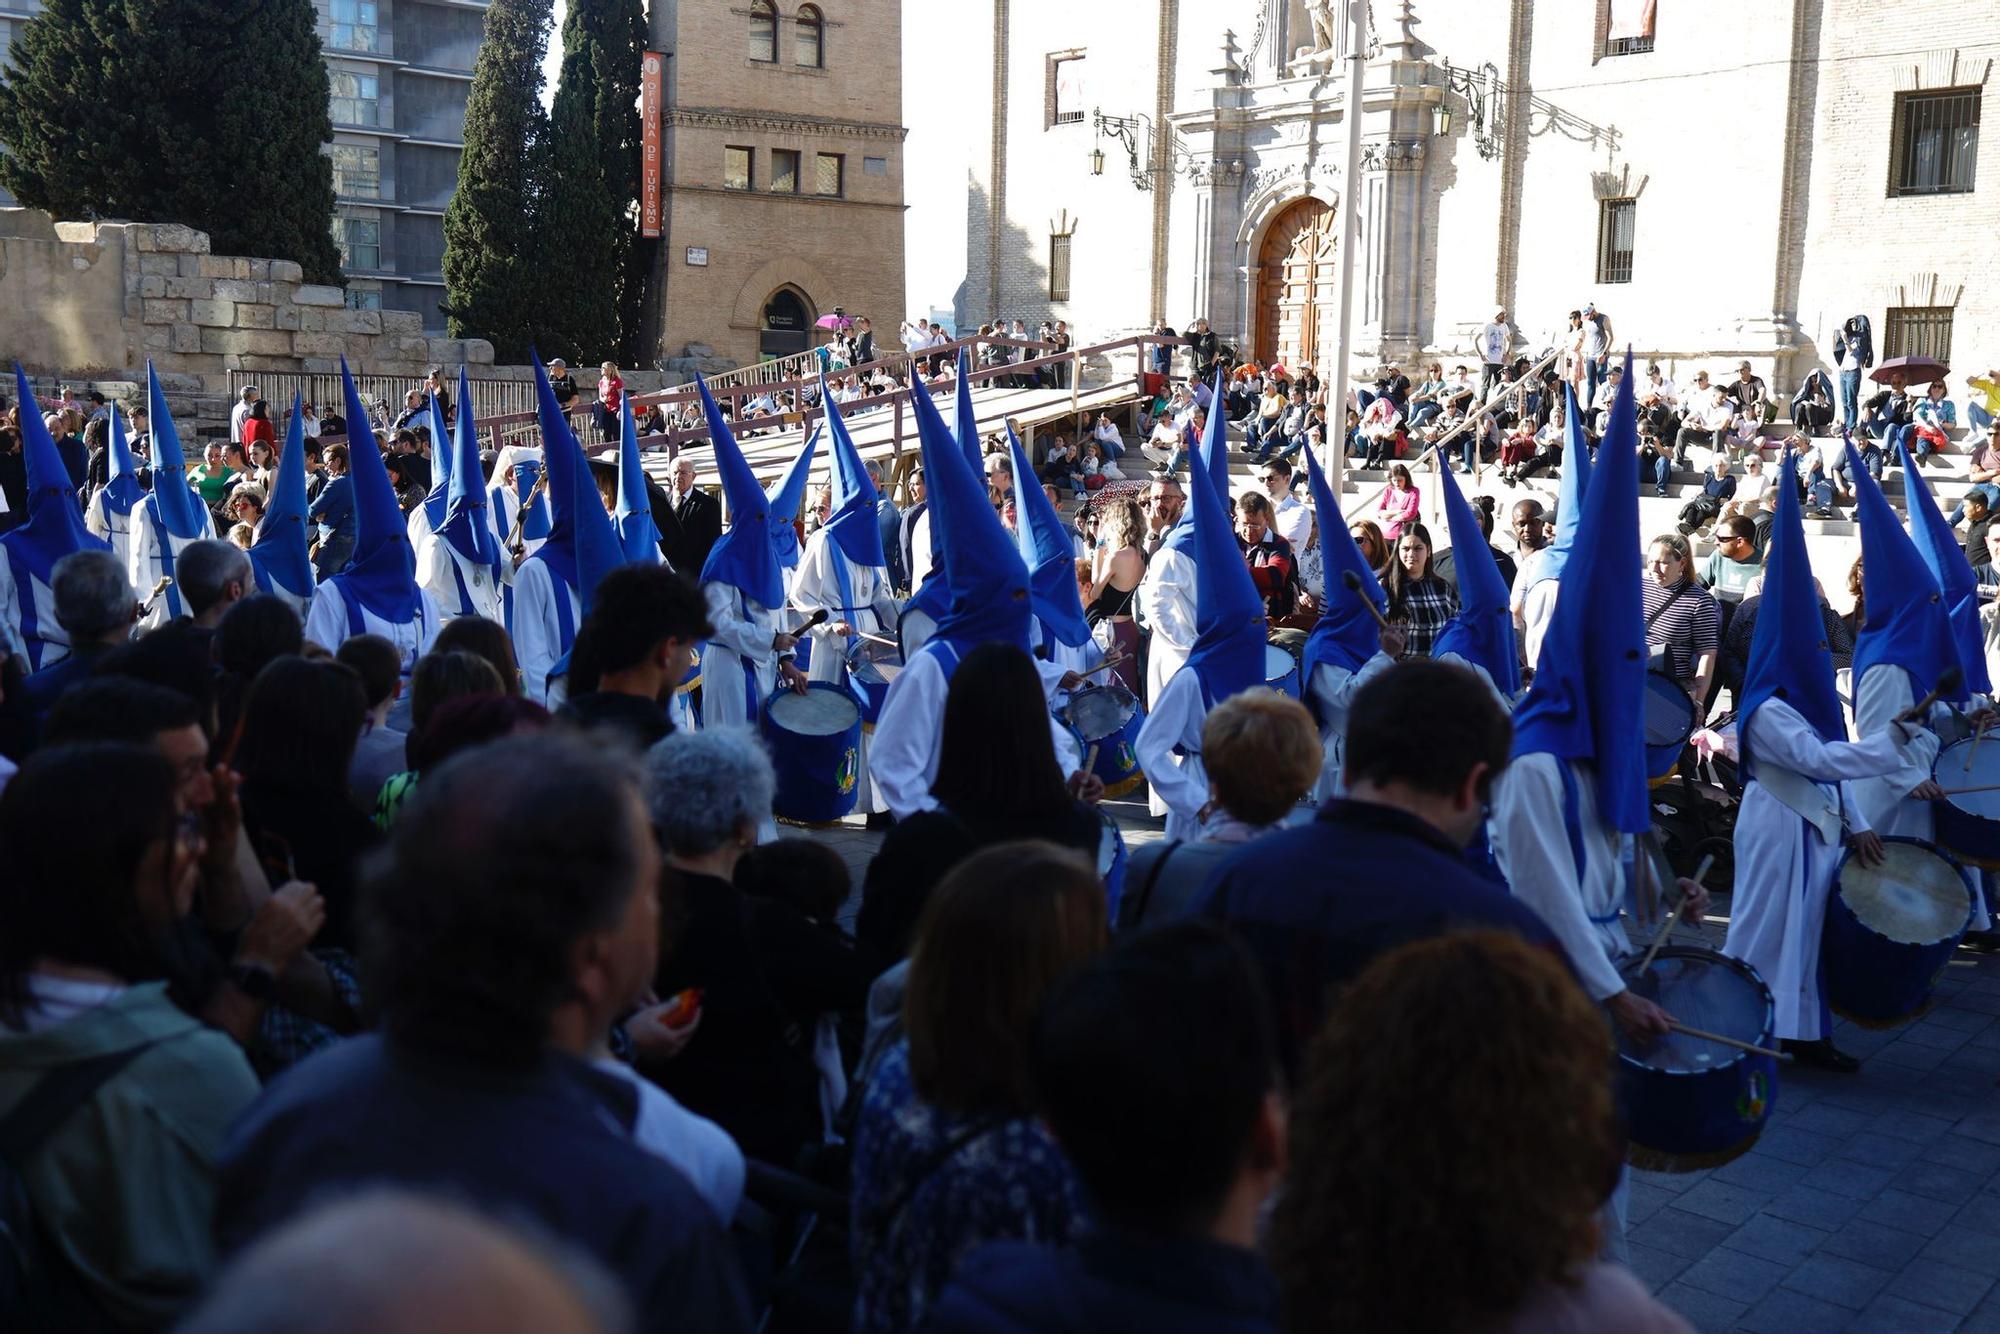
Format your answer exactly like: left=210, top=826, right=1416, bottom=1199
left=344, top=287, right=383, bottom=311
left=863, top=155, right=888, bottom=175
left=771, top=148, right=800, bottom=193
left=748, top=0, right=777, bottom=62
left=1049, top=234, right=1072, bottom=302
left=1885, top=306, right=1955, bottom=363
left=329, top=69, right=379, bottom=127
left=724, top=145, right=753, bottom=190
left=326, top=0, right=377, bottom=52
left=1891, top=88, right=1980, bottom=197
left=329, top=144, right=380, bottom=199
left=1596, top=198, right=1635, bottom=283
left=795, top=5, right=823, bottom=68
left=1600, top=0, right=1655, bottom=56
left=334, top=212, right=381, bottom=270
left=814, top=152, right=843, bottom=196
left=1047, top=52, right=1086, bottom=128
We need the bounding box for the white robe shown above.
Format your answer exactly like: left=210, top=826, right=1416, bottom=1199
left=0, top=554, right=64, bottom=668
left=1490, top=752, right=1632, bottom=1003
left=1848, top=665, right=1941, bottom=842
left=414, top=529, right=508, bottom=625
left=1133, top=667, right=1211, bottom=842
left=511, top=558, right=580, bottom=705
left=869, top=646, right=1082, bottom=821
left=492, top=486, right=548, bottom=561
left=1723, top=698, right=1906, bottom=1041
left=908, top=509, right=935, bottom=593
left=1307, top=652, right=1396, bottom=802
left=1137, top=539, right=1197, bottom=709
left=790, top=528, right=897, bottom=815
left=302, top=582, right=442, bottom=677
left=701, top=582, right=787, bottom=730
left=84, top=492, right=141, bottom=575
left=129, top=500, right=216, bottom=631
left=1516, top=576, right=1561, bottom=676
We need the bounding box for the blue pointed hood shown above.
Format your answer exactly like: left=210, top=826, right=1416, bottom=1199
left=1007, top=424, right=1090, bottom=647
left=2, top=362, right=108, bottom=586
left=765, top=422, right=819, bottom=570
left=1901, top=440, right=1992, bottom=697
left=910, top=373, right=1031, bottom=656
left=1301, top=442, right=1386, bottom=677
left=1196, top=366, right=1231, bottom=499
left=1739, top=451, right=1846, bottom=777
left=439, top=368, right=502, bottom=571
left=1849, top=442, right=1962, bottom=704
left=1529, top=384, right=1593, bottom=589
left=1182, top=416, right=1265, bottom=707
left=101, top=402, right=145, bottom=513
left=144, top=362, right=211, bottom=540
left=248, top=394, right=317, bottom=600
left=614, top=396, right=662, bottom=564
left=821, top=377, right=886, bottom=568
left=527, top=353, right=619, bottom=602
left=1432, top=465, right=1521, bottom=695
left=1510, top=350, right=1649, bottom=834
left=695, top=376, right=787, bottom=610
left=419, top=391, right=452, bottom=530
left=952, top=347, right=982, bottom=472
left=332, top=358, right=421, bottom=622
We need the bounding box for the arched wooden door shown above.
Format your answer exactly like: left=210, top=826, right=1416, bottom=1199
left=1254, top=198, right=1337, bottom=371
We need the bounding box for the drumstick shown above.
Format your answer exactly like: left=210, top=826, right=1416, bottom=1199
left=1635, top=853, right=1716, bottom=976
left=1077, top=652, right=1129, bottom=681
left=1897, top=667, right=1963, bottom=723
left=1965, top=717, right=1990, bottom=773
left=1340, top=570, right=1393, bottom=630
left=1938, top=780, right=2000, bottom=796
left=1664, top=1020, right=1793, bottom=1062
left=851, top=629, right=899, bottom=648
left=139, top=575, right=173, bottom=617
left=1082, top=743, right=1100, bottom=774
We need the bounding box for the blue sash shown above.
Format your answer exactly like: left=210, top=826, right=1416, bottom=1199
left=6, top=548, right=49, bottom=670
left=145, top=505, right=187, bottom=620
left=340, top=582, right=431, bottom=675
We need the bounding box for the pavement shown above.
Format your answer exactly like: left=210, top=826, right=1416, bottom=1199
left=794, top=801, right=2000, bottom=1333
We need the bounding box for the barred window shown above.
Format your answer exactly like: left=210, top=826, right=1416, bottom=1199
left=1884, top=306, right=1954, bottom=363
left=1891, top=88, right=1979, bottom=197
left=1049, top=234, right=1072, bottom=302
left=814, top=152, right=844, bottom=196
left=771, top=149, right=800, bottom=194
left=1046, top=53, right=1085, bottom=128
left=724, top=146, right=753, bottom=190
left=748, top=0, right=777, bottom=62
left=1601, top=0, right=1655, bottom=57
left=1596, top=198, right=1635, bottom=284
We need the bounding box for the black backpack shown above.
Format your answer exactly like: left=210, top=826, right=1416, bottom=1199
left=0, top=1045, right=153, bottom=1331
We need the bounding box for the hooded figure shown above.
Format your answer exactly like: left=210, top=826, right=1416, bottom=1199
left=901, top=348, right=989, bottom=627
left=512, top=356, right=625, bottom=703
left=614, top=397, right=665, bottom=567
left=83, top=401, right=147, bottom=571
left=303, top=360, right=440, bottom=671
left=247, top=395, right=318, bottom=615
left=1430, top=463, right=1521, bottom=700
left=1901, top=440, right=1992, bottom=698
left=0, top=363, right=113, bottom=668
left=868, top=373, right=1079, bottom=821
left=1135, top=368, right=1230, bottom=714
left=1301, top=441, right=1395, bottom=801
left=406, top=392, right=454, bottom=554
left=1134, top=413, right=1269, bottom=841
left=1516, top=384, right=1593, bottom=672
left=1491, top=352, right=1678, bottom=1037
left=1007, top=425, right=1091, bottom=657
left=695, top=375, right=802, bottom=729
left=1723, top=450, right=1907, bottom=1061
left=416, top=369, right=508, bottom=623
left=765, top=422, right=819, bottom=574
left=491, top=445, right=551, bottom=561
left=131, top=362, right=216, bottom=629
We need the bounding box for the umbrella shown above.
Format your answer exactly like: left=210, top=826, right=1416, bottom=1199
left=813, top=313, right=853, bottom=330
left=1871, top=355, right=1948, bottom=386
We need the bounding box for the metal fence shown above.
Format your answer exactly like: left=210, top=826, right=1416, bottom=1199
left=224, top=370, right=543, bottom=424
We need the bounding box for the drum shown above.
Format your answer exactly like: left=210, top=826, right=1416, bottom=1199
left=1826, top=837, right=1971, bottom=1027
left=898, top=606, right=936, bottom=663
left=1264, top=642, right=1301, bottom=699
left=1617, top=946, right=1778, bottom=1172
left=1934, top=735, right=2000, bottom=868
left=761, top=683, right=862, bottom=825
left=850, top=655, right=894, bottom=731
left=1096, top=810, right=1130, bottom=924
left=1064, top=684, right=1146, bottom=798
left=1644, top=670, right=1696, bottom=786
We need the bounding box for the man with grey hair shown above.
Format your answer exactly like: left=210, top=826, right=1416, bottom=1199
left=231, top=384, right=260, bottom=444
left=16, top=549, right=135, bottom=730
left=176, top=537, right=254, bottom=631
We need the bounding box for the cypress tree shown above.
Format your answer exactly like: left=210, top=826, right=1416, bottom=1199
left=539, top=0, right=645, bottom=365
left=443, top=0, right=553, bottom=363
left=0, top=0, right=340, bottom=281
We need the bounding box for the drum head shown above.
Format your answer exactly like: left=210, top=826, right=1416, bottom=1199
left=1840, top=840, right=1970, bottom=947
left=768, top=687, right=860, bottom=735
left=1644, top=672, right=1696, bottom=747
left=1068, top=685, right=1138, bottom=742
left=1620, top=947, right=1771, bottom=1074
left=1264, top=643, right=1297, bottom=681
left=1941, top=737, right=2000, bottom=820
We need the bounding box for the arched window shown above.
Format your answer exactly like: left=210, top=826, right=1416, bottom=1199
left=794, top=5, right=824, bottom=68
left=748, top=0, right=777, bottom=62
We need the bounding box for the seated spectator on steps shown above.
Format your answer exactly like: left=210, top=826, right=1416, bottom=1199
left=1270, top=931, right=1691, bottom=1334
left=1676, top=457, right=1738, bottom=535
left=926, top=922, right=1285, bottom=1334
left=1699, top=515, right=1764, bottom=608
left=1910, top=379, right=1956, bottom=465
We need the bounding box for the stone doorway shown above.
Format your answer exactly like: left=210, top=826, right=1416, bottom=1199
left=1254, top=197, right=1337, bottom=373
left=759, top=287, right=813, bottom=358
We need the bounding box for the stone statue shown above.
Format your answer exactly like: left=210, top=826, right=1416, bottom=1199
left=1289, top=0, right=1341, bottom=73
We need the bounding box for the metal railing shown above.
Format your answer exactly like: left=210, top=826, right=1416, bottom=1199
left=224, top=370, right=559, bottom=429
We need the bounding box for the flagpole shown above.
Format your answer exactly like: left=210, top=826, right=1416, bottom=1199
left=1325, top=0, right=1368, bottom=501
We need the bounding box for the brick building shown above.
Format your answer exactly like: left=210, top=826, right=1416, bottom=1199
left=646, top=0, right=907, bottom=369
left=912, top=0, right=1998, bottom=393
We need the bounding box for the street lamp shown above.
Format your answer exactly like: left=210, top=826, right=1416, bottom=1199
left=1431, top=99, right=1452, bottom=138
left=1089, top=145, right=1105, bottom=176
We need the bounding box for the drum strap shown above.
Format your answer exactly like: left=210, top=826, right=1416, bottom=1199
left=1557, top=761, right=1589, bottom=886
left=1756, top=761, right=1844, bottom=845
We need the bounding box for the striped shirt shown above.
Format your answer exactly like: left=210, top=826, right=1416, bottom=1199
left=1643, top=577, right=1721, bottom=682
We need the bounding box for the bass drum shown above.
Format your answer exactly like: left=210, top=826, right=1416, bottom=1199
left=1617, top=946, right=1779, bottom=1172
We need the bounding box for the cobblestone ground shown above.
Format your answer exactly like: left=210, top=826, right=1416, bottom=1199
left=805, top=800, right=2000, bottom=1333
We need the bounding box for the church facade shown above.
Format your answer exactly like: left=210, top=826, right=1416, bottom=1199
left=922, top=0, right=1997, bottom=393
